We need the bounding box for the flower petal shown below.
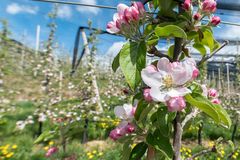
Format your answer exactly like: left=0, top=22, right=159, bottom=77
left=167, top=87, right=191, bottom=97
left=114, top=106, right=126, bottom=119
left=150, top=87, right=168, bottom=102
left=157, top=57, right=172, bottom=72
left=141, top=66, right=165, bottom=88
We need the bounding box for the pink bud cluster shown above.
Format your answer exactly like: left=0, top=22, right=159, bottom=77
left=45, top=147, right=58, bottom=157
left=167, top=97, right=186, bottom=112
left=106, top=2, right=145, bottom=34
left=109, top=123, right=135, bottom=141
left=183, top=0, right=221, bottom=26
left=109, top=104, right=136, bottom=141
left=208, top=88, right=221, bottom=104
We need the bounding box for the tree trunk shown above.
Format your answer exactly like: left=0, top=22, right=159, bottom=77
left=81, top=29, right=103, bottom=112
left=173, top=112, right=183, bottom=160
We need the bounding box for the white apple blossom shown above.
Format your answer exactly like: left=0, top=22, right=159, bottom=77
left=114, top=104, right=135, bottom=121
left=141, top=57, right=197, bottom=102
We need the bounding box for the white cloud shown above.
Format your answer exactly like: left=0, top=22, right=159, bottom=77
left=57, top=5, right=72, bottom=19
left=6, top=3, right=38, bottom=15
left=76, top=0, right=100, bottom=15
left=106, top=41, right=125, bottom=57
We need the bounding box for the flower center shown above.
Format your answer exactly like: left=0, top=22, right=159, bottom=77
left=163, top=75, right=173, bottom=88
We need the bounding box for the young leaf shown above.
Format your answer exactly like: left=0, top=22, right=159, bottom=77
left=213, top=104, right=232, bottom=128
left=193, top=43, right=207, bottom=56
left=122, top=139, right=133, bottom=160
left=129, top=142, right=148, bottom=160
left=155, top=25, right=187, bottom=39
left=185, top=94, right=220, bottom=124
left=112, top=52, right=120, bottom=72
left=146, top=129, right=173, bottom=159
left=119, top=41, right=146, bottom=91
left=135, top=99, right=149, bottom=121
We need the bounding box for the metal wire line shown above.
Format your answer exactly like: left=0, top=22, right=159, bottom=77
left=32, top=0, right=240, bottom=27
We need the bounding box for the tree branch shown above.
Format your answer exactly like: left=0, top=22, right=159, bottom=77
left=197, top=40, right=229, bottom=66
left=147, top=46, right=173, bottom=61
left=181, top=108, right=199, bottom=128
left=186, top=146, right=217, bottom=160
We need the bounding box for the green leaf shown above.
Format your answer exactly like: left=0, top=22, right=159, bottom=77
left=129, top=142, right=148, bottom=160
left=213, top=104, right=232, bottom=128
left=167, top=45, right=174, bottom=58
left=134, top=99, right=149, bottom=121
left=119, top=41, right=146, bottom=91
left=146, top=129, right=173, bottom=159
left=193, top=43, right=207, bottom=56
left=138, top=104, right=154, bottom=122
left=155, top=25, right=187, bottom=39
left=122, top=139, right=133, bottom=160
left=185, top=94, right=220, bottom=124
left=34, top=130, right=57, bottom=144
left=112, top=52, right=120, bottom=72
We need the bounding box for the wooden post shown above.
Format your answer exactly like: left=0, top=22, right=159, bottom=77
left=226, top=63, right=230, bottom=94
left=35, top=25, right=40, bottom=55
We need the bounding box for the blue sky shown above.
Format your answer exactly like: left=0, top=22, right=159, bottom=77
left=0, top=0, right=240, bottom=57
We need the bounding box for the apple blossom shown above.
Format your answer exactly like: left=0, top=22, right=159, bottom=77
left=125, top=123, right=135, bottom=133
left=45, top=147, right=58, bottom=157
left=201, top=85, right=208, bottom=97
left=114, top=104, right=135, bottom=120
left=166, top=96, right=186, bottom=112
left=183, top=0, right=192, bottom=11
left=109, top=104, right=136, bottom=140
left=192, top=67, right=199, bottom=79
left=208, top=88, right=218, bottom=98
left=132, top=2, right=145, bottom=15
left=143, top=88, right=153, bottom=102
left=193, top=13, right=202, bottom=21
left=211, top=98, right=221, bottom=104
left=106, top=2, right=145, bottom=35
left=141, top=57, right=197, bottom=103
left=211, top=16, right=221, bottom=26
left=106, top=21, right=120, bottom=34
left=202, top=0, right=217, bottom=13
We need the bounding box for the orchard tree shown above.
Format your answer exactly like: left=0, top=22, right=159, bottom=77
left=107, top=0, right=231, bottom=160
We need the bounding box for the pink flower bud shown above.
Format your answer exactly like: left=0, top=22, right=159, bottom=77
left=124, top=7, right=139, bottom=22
left=208, top=88, right=218, bottom=98
left=131, top=107, right=136, bottom=116
left=117, top=3, right=129, bottom=15
left=193, top=13, right=202, bottom=21
left=211, top=98, right=221, bottom=104
left=202, top=0, right=217, bottom=13
left=182, top=0, right=192, bottom=11
left=143, top=88, right=153, bottom=102
left=167, top=97, right=186, bottom=112
left=132, top=2, right=145, bottom=15
left=210, top=16, right=221, bottom=26
left=45, top=147, right=58, bottom=157
left=125, top=123, right=135, bottom=133
left=131, top=6, right=140, bottom=21
left=106, top=21, right=120, bottom=34
left=109, top=127, right=126, bottom=141
left=192, top=67, right=199, bottom=79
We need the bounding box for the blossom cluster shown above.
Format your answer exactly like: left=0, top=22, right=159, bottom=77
left=183, top=0, right=221, bottom=26
left=106, top=2, right=146, bottom=38
left=202, top=86, right=221, bottom=104
left=109, top=104, right=136, bottom=141
left=142, top=57, right=199, bottom=112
